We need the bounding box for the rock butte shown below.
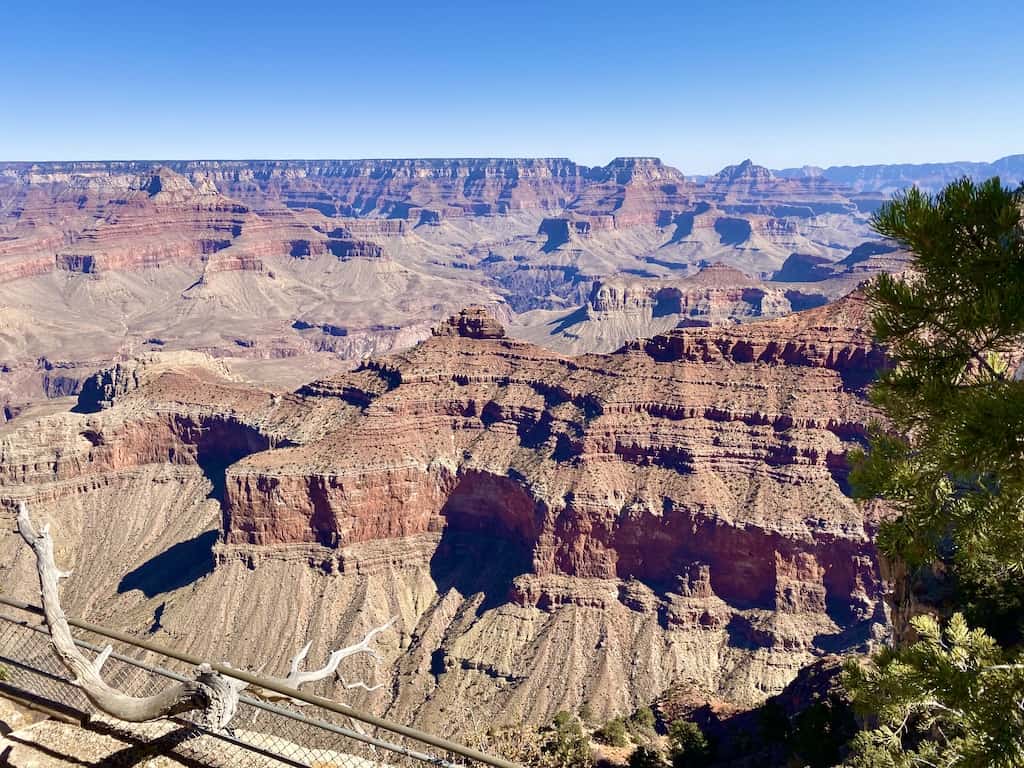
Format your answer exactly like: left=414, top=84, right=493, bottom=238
left=0, top=296, right=889, bottom=736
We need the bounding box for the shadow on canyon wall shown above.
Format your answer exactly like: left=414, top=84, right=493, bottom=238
left=117, top=530, right=218, bottom=597
left=429, top=470, right=541, bottom=613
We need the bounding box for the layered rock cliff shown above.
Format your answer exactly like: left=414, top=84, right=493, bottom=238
left=0, top=156, right=885, bottom=455
left=586, top=264, right=792, bottom=323
left=0, top=295, right=888, bottom=737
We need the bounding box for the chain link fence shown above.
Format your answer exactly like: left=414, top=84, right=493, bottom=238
left=0, top=600, right=520, bottom=768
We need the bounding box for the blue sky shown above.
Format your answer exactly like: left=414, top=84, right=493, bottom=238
left=1, top=0, right=1021, bottom=173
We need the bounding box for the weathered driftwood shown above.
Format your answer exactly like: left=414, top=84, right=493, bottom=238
left=15, top=502, right=243, bottom=728
left=249, top=618, right=395, bottom=704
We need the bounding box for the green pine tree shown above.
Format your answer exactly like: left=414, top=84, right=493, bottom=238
left=667, top=721, right=712, bottom=768
left=594, top=716, right=630, bottom=747
left=540, top=711, right=592, bottom=768
left=843, top=177, right=1024, bottom=767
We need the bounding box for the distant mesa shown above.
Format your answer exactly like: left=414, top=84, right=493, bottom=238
left=774, top=154, right=1024, bottom=194
left=432, top=306, right=507, bottom=339
left=604, top=156, right=679, bottom=184
left=684, top=262, right=761, bottom=286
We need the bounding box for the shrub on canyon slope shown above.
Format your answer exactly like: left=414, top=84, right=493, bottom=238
left=630, top=707, right=656, bottom=731
left=578, top=703, right=596, bottom=725
left=540, top=711, right=592, bottom=768
left=623, top=706, right=657, bottom=745
left=482, top=726, right=546, bottom=767
left=594, top=716, right=630, bottom=747
left=845, top=177, right=1024, bottom=766
left=667, top=721, right=712, bottom=768
left=628, top=745, right=667, bottom=768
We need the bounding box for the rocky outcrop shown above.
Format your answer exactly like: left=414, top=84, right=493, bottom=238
left=75, top=352, right=238, bottom=413
left=63, top=170, right=243, bottom=268
left=587, top=265, right=792, bottom=324
left=563, top=157, right=693, bottom=230
left=432, top=306, right=508, bottom=339
left=702, top=159, right=857, bottom=218
left=834, top=240, right=908, bottom=275
left=326, top=238, right=384, bottom=260
left=709, top=159, right=776, bottom=185
left=0, top=353, right=287, bottom=493
left=631, top=290, right=884, bottom=377
left=226, top=295, right=884, bottom=552
left=219, top=297, right=888, bottom=720
left=510, top=265, right=802, bottom=355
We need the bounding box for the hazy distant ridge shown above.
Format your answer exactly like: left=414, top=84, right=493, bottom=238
left=774, top=154, right=1024, bottom=194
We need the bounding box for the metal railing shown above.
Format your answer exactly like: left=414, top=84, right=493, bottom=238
left=0, top=596, right=521, bottom=768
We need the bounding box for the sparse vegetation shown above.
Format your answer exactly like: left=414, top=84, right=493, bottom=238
left=628, top=745, right=667, bottom=768
left=622, top=706, right=657, bottom=745
left=667, top=721, right=711, bottom=768
left=540, top=711, right=592, bottom=768
left=629, top=706, right=656, bottom=731
left=578, top=702, right=595, bottom=725
left=593, top=716, right=629, bottom=747
left=482, top=725, right=546, bottom=767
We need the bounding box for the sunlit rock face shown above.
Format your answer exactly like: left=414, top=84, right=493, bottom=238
left=0, top=159, right=894, bottom=735
left=213, top=298, right=885, bottom=725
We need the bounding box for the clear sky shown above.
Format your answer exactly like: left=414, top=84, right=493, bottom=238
left=1, top=0, right=1021, bottom=173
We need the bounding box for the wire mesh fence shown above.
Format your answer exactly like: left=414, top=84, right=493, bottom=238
left=0, top=601, right=518, bottom=768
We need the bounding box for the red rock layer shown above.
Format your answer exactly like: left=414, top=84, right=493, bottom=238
left=0, top=167, right=390, bottom=284
left=1, top=157, right=859, bottom=234
left=222, top=295, right=885, bottom=632
left=0, top=300, right=889, bottom=721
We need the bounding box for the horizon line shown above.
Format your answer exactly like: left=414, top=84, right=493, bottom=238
left=1, top=153, right=1021, bottom=176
